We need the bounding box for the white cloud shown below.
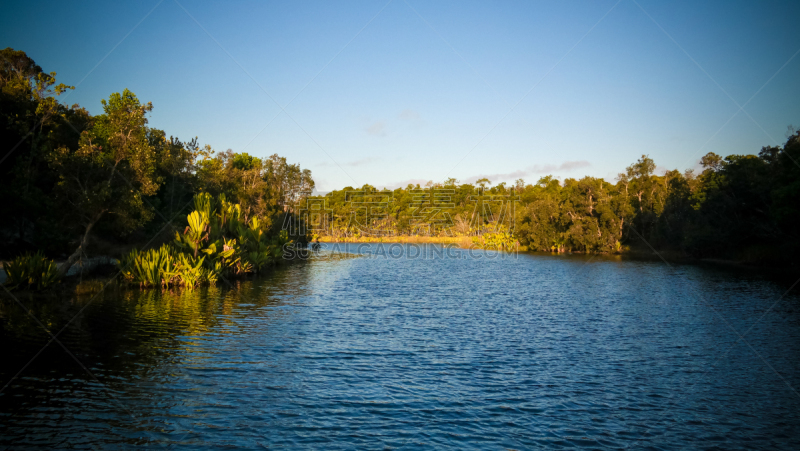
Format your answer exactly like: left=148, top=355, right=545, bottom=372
left=553, top=160, right=591, bottom=171
left=462, top=160, right=591, bottom=185
left=347, top=157, right=377, bottom=167
left=366, top=121, right=386, bottom=136
left=462, top=170, right=529, bottom=185
left=380, top=178, right=429, bottom=190
left=398, top=109, right=420, bottom=121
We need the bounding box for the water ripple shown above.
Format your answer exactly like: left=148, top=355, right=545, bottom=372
left=1, top=245, right=799, bottom=449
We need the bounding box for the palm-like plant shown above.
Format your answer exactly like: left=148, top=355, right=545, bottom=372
left=121, top=245, right=174, bottom=287
left=164, top=254, right=203, bottom=289
left=122, top=192, right=294, bottom=290
left=216, top=194, right=243, bottom=238
left=237, top=217, right=289, bottom=271
left=202, top=237, right=240, bottom=276
left=3, top=251, right=61, bottom=290
left=174, top=211, right=209, bottom=257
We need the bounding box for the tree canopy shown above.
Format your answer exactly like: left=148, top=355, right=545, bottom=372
left=0, top=48, right=315, bottom=275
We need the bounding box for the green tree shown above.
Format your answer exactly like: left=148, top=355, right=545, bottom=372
left=50, top=89, right=160, bottom=276
left=475, top=177, right=491, bottom=192
left=0, top=48, right=75, bottom=251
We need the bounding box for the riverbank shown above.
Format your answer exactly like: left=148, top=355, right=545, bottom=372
left=316, top=237, right=795, bottom=271
left=318, top=236, right=473, bottom=246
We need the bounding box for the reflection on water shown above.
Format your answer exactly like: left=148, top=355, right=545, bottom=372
left=1, top=244, right=799, bottom=449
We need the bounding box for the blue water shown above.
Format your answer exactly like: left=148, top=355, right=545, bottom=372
left=1, top=243, right=799, bottom=449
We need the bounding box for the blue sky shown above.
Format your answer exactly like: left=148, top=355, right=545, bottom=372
left=3, top=0, right=799, bottom=191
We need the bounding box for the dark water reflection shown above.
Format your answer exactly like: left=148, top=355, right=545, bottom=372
left=1, top=244, right=799, bottom=449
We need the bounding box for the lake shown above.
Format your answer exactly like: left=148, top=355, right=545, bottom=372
left=1, top=243, right=799, bottom=449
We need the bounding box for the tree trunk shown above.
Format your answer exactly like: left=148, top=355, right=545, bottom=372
left=58, top=212, right=104, bottom=278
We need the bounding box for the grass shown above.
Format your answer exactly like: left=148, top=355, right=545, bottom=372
left=318, top=235, right=473, bottom=246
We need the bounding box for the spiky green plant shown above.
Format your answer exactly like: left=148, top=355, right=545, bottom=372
left=202, top=238, right=240, bottom=276
left=166, top=254, right=208, bottom=289
left=3, top=252, right=61, bottom=290
left=194, top=192, right=213, bottom=219
left=216, top=194, right=243, bottom=238
left=236, top=217, right=290, bottom=272
left=121, top=192, right=293, bottom=291
left=174, top=210, right=209, bottom=257
left=121, top=245, right=174, bottom=287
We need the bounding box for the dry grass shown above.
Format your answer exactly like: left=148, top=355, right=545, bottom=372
left=318, top=235, right=473, bottom=247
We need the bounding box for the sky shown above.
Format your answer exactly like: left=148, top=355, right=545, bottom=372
left=2, top=0, right=800, bottom=192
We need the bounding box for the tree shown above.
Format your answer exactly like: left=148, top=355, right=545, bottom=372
left=700, top=152, right=724, bottom=172
left=50, top=89, right=160, bottom=276
left=624, top=154, right=656, bottom=212
left=475, top=178, right=491, bottom=191
left=0, top=48, right=75, bottom=251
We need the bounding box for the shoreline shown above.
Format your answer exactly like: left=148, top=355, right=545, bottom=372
left=318, top=236, right=473, bottom=246
left=2, top=242, right=791, bottom=290
left=316, top=237, right=794, bottom=271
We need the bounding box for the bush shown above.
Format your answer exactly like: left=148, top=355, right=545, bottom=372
left=471, top=226, right=517, bottom=251
left=3, top=251, right=61, bottom=291
left=121, top=245, right=174, bottom=288
left=120, top=193, right=292, bottom=290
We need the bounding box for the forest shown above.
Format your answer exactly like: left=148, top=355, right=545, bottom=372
left=312, top=137, right=800, bottom=267
left=309, top=138, right=799, bottom=266
left=2, top=46, right=799, bottom=291
left=0, top=48, right=314, bottom=289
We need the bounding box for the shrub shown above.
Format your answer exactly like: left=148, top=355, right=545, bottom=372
left=165, top=254, right=217, bottom=289
left=122, top=193, right=293, bottom=290
left=471, top=226, right=517, bottom=251
left=3, top=251, right=61, bottom=290
left=121, top=245, right=174, bottom=288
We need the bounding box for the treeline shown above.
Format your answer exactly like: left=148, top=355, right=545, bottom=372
left=0, top=48, right=314, bottom=277
left=313, top=137, right=799, bottom=265
left=3, top=46, right=798, bottom=271
left=517, top=145, right=799, bottom=264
